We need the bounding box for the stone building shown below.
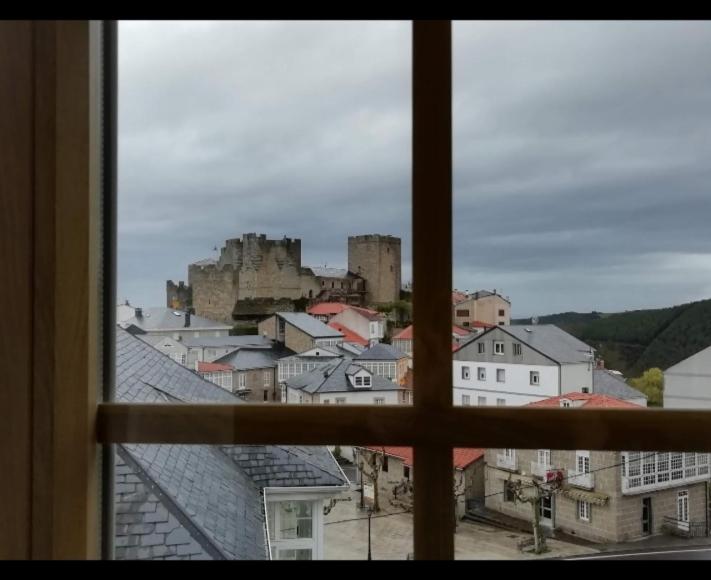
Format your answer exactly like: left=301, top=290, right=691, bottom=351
left=485, top=393, right=711, bottom=543
left=167, top=233, right=401, bottom=324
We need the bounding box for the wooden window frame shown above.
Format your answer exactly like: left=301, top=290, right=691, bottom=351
left=5, top=19, right=711, bottom=561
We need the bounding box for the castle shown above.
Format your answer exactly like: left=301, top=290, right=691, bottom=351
left=167, top=233, right=401, bottom=324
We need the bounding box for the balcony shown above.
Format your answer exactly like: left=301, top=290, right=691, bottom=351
left=568, top=470, right=594, bottom=489
left=530, top=461, right=551, bottom=479
left=497, top=453, right=517, bottom=471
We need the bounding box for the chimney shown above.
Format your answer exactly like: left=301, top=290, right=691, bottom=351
left=135, top=307, right=143, bottom=318
left=184, top=309, right=191, bottom=328
left=596, top=358, right=605, bottom=370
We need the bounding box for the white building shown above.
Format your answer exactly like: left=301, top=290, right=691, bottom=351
left=664, top=344, right=711, bottom=409
left=282, top=358, right=411, bottom=405
left=119, top=306, right=232, bottom=340
left=453, top=325, right=595, bottom=407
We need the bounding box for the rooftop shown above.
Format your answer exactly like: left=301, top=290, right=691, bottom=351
left=197, top=361, right=234, bottom=373
left=355, top=342, right=407, bottom=361
left=327, top=322, right=368, bottom=346
left=115, top=327, right=347, bottom=560
left=593, top=369, right=648, bottom=402
left=277, top=312, right=344, bottom=339
left=527, top=392, right=644, bottom=409
left=119, top=307, right=232, bottom=332
left=309, top=267, right=349, bottom=278
left=285, top=358, right=400, bottom=395
left=362, top=446, right=485, bottom=470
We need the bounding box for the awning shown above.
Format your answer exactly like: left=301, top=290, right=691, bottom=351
left=561, top=487, right=609, bottom=506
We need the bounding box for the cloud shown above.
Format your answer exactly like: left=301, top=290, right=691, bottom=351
left=119, top=21, right=711, bottom=318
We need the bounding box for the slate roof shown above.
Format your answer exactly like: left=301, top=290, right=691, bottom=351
left=120, top=307, right=231, bottom=332
left=309, top=267, right=350, bottom=278
left=214, top=346, right=291, bottom=371
left=285, top=358, right=401, bottom=395
left=115, top=327, right=347, bottom=560
left=459, top=324, right=594, bottom=364
left=181, top=335, right=272, bottom=348
left=593, top=369, right=648, bottom=402
left=354, top=342, right=407, bottom=361
left=277, top=312, right=344, bottom=338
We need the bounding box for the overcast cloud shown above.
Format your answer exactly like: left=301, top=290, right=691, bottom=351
left=118, top=21, right=711, bottom=318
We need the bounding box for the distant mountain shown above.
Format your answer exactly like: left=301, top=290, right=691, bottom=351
left=513, top=299, right=711, bottom=376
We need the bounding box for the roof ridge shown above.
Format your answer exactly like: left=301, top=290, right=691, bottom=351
left=273, top=446, right=346, bottom=484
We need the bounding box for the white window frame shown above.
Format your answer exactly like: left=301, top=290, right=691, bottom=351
left=496, top=368, right=505, bottom=383
left=530, top=371, right=540, bottom=385
left=577, top=500, right=591, bottom=522
left=477, top=367, right=486, bottom=381
left=374, top=398, right=385, bottom=405
left=462, top=395, right=470, bottom=406
left=496, top=398, right=505, bottom=407
left=238, top=373, right=246, bottom=389
left=266, top=498, right=321, bottom=560
left=461, top=366, right=470, bottom=380
left=477, top=342, right=485, bottom=354
left=477, top=396, right=487, bottom=406
left=264, top=370, right=271, bottom=387
left=494, top=341, right=504, bottom=355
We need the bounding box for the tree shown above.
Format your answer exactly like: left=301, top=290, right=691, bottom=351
left=628, top=367, right=664, bottom=407
left=507, top=474, right=562, bottom=555
left=358, top=448, right=385, bottom=512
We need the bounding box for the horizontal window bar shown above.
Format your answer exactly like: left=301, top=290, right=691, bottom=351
left=98, top=403, right=711, bottom=451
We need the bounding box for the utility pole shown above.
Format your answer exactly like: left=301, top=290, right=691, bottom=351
left=367, top=507, right=373, bottom=560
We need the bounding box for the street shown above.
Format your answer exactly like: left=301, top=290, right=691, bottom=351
left=566, top=546, right=711, bottom=560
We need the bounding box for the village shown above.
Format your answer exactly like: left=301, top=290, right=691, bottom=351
left=112, top=232, right=711, bottom=560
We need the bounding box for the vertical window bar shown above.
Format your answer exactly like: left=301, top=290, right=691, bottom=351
left=412, top=20, right=453, bottom=560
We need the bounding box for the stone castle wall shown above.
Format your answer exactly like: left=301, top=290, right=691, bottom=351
left=348, top=234, right=401, bottom=304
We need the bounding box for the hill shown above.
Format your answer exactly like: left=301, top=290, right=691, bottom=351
left=514, top=299, right=711, bottom=376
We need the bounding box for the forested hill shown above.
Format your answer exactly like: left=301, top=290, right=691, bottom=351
left=513, top=299, right=711, bottom=376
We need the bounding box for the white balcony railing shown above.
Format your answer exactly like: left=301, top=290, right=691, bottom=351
left=497, top=453, right=517, bottom=471
left=568, top=470, right=594, bottom=489
left=531, top=461, right=550, bottom=479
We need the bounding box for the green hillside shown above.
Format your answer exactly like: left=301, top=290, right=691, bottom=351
left=514, top=299, right=711, bottom=376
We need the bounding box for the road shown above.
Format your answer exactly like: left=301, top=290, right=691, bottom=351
left=565, top=546, right=711, bottom=560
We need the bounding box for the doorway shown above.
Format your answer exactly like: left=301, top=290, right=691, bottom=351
left=642, top=497, right=652, bottom=535
left=539, top=495, right=553, bottom=527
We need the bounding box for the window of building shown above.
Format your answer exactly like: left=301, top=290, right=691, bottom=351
left=677, top=490, right=689, bottom=523
left=404, top=466, right=410, bottom=480
left=267, top=500, right=316, bottom=560
left=494, top=341, right=504, bottom=355
left=364, top=376, right=371, bottom=386
left=496, top=398, right=505, bottom=406
left=264, top=371, right=271, bottom=387
left=462, top=394, right=470, bottom=406
left=374, top=398, right=385, bottom=405
left=335, top=398, right=346, bottom=405
left=577, top=451, right=591, bottom=474
left=577, top=501, right=591, bottom=522
left=513, top=343, right=522, bottom=356
left=264, top=390, right=269, bottom=402
left=382, top=455, right=389, bottom=472
left=477, top=367, right=486, bottom=381
left=355, top=376, right=363, bottom=386
left=477, top=396, right=487, bottom=406
left=530, top=371, right=540, bottom=385
left=498, top=309, right=505, bottom=316
left=323, top=399, right=330, bottom=404
left=238, top=373, right=246, bottom=389
left=477, top=342, right=485, bottom=354
left=537, top=449, right=551, bottom=468
left=456, top=309, right=469, bottom=317
left=461, top=366, right=470, bottom=380
left=496, top=369, right=505, bottom=383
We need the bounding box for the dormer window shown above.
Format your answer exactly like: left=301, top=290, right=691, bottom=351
left=355, top=376, right=363, bottom=386
left=363, top=376, right=371, bottom=387
left=561, top=399, right=571, bottom=408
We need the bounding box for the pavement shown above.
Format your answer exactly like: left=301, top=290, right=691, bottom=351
left=323, top=485, right=599, bottom=560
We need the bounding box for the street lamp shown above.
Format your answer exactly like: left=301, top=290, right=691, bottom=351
left=367, top=506, right=373, bottom=561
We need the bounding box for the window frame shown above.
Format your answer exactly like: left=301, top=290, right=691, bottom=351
left=6, top=19, right=711, bottom=561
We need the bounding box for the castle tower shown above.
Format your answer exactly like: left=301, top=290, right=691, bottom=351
left=348, top=234, right=401, bottom=305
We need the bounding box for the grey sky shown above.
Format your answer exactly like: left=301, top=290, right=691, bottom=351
left=118, top=21, right=711, bottom=318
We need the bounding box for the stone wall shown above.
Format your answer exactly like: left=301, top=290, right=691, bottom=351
left=348, top=235, right=401, bottom=305
left=166, top=280, right=191, bottom=310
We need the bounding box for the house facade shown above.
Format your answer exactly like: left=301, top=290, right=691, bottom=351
left=354, top=343, right=409, bottom=385
left=664, top=345, right=711, bottom=409
left=452, top=290, right=511, bottom=328
left=282, top=358, right=410, bottom=405
left=119, top=307, right=232, bottom=340
left=453, top=325, right=595, bottom=407
left=354, top=446, right=485, bottom=518
left=485, top=393, right=711, bottom=543
left=258, top=312, right=344, bottom=354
